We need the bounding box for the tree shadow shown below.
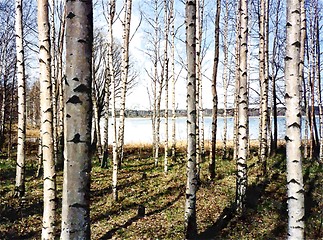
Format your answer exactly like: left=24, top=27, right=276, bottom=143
left=265, top=159, right=323, bottom=239
left=92, top=183, right=185, bottom=224
left=197, top=203, right=237, bottom=240
left=303, top=159, right=322, bottom=239
left=98, top=189, right=184, bottom=239
left=0, top=196, right=43, bottom=239
left=197, top=156, right=285, bottom=240
left=197, top=178, right=270, bottom=239
left=0, top=162, right=36, bottom=184
left=90, top=172, right=159, bottom=199
left=0, top=197, right=43, bottom=222
left=0, top=229, right=39, bottom=240
left=121, top=162, right=155, bottom=173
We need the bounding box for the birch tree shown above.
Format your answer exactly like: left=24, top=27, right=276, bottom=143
left=0, top=1, right=16, bottom=151
left=14, top=0, right=26, bottom=198
left=163, top=0, right=170, bottom=174
left=195, top=0, right=201, bottom=181
left=49, top=0, right=57, bottom=169
left=184, top=0, right=197, bottom=238
left=306, top=7, right=319, bottom=160
left=60, top=0, right=93, bottom=237
left=233, top=0, right=241, bottom=162
left=107, top=0, right=119, bottom=201
left=92, top=32, right=105, bottom=166
left=316, top=10, right=323, bottom=163
left=285, top=0, right=305, bottom=238
left=221, top=0, right=230, bottom=159
left=0, top=0, right=17, bottom=157
left=209, top=0, right=221, bottom=180
left=117, top=0, right=132, bottom=165
left=56, top=4, right=66, bottom=169
left=38, top=0, right=56, bottom=237
left=259, top=0, right=268, bottom=175
left=236, top=0, right=248, bottom=213
left=306, top=0, right=321, bottom=160
left=170, top=0, right=176, bottom=160
left=141, top=0, right=164, bottom=166
left=97, top=14, right=110, bottom=168
left=269, top=0, right=283, bottom=156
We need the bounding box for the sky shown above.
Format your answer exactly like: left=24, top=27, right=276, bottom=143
left=20, top=0, right=323, bottom=112
left=94, top=0, right=216, bottom=111
left=88, top=0, right=323, bottom=111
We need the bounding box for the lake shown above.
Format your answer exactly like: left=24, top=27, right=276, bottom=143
left=105, top=116, right=317, bottom=144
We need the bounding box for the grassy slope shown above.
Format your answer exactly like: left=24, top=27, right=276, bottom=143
left=0, top=145, right=322, bottom=239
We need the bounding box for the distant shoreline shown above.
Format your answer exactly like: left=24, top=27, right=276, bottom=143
left=121, top=106, right=319, bottom=118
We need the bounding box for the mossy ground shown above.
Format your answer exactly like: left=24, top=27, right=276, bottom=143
left=0, top=143, right=322, bottom=239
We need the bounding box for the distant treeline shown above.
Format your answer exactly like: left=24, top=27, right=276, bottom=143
left=121, top=106, right=321, bottom=118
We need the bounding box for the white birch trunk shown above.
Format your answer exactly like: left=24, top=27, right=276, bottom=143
left=170, top=0, right=176, bottom=160
left=184, top=0, right=197, bottom=238
left=163, top=0, right=169, bottom=174
left=233, top=0, right=241, bottom=162
left=315, top=16, right=323, bottom=163
left=195, top=0, right=201, bottom=181
left=154, top=83, right=163, bottom=165
left=285, top=0, right=305, bottom=238
left=57, top=8, right=66, bottom=169
left=236, top=0, right=248, bottom=213
left=14, top=0, right=26, bottom=198
left=101, top=41, right=110, bottom=167
left=38, top=0, right=56, bottom=237
left=92, top=81, right=103, bottom=164
left=0, top=63, right=6, bottom=147
left=199, top=0, right=205, bottom=160
left=50, top=0, right=58, bottom=168
left=61, top=0, right=93, bottom=237
left=299, top=0, right=306, bottom=159
left=107, top=0, right=118, bottom=201
left=117, top=0, right=132, bottom=164
left=259, top=0, right=269, bottom=174
left=0, top=70, right=6, bottom=148
left=222, top=0, right=229, bottom=158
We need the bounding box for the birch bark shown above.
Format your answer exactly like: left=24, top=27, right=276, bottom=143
left=184, top=0, right=197, bottom=238
left=14, top=0, right=26, bottom=198
left=163, top=0, right=169, bottom=174
left=117, top=0, right=132, bottom=165
left=107, top=0, right=118, bottom=201
left=195, top=0, right=201, bottom=181
left=259, top=0, right=268, bottom=175
left=222, top=0, right=229, bottom=159
left=236, top=0, right=248, bottom=213
left=38, top=0, right=56, bottom=237
left=285, top=0, right=305, bottom=237
left=61, top=0, right=93, bottom=237
left=170, top=0, right=176, bottom=160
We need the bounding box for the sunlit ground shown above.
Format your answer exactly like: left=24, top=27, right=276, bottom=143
left=0, top=143, right=322, bottom=239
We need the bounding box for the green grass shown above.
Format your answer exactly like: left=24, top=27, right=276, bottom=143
left=0, top=147, right=322, bottom=239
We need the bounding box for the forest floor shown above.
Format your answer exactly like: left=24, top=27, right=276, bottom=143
left=0, top=143, right=322, bottom=239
